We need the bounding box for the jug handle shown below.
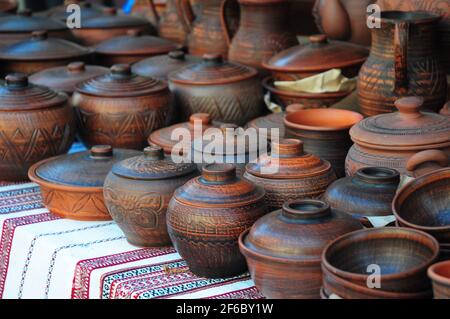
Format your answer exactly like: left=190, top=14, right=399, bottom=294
left=406, top=150, right=449, bottom=177
left=176, top=0, right=195, bottom=33
left=220, top=0, right=234, bottom=47
left=146, top=0, right=160, bottom=23
left=394, top=21, right=409, bottom=95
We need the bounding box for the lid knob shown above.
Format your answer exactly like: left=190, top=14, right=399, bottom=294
left=189, top=113, right=211, bottom=125
left=90, top=145, right=113, bottom=158
left=202, top=53, right=223, bottom=65
left=144, top=146, right=165, bottom=160
left=309, top=34, right=328, bottom=44
left=169, top=50, right=186, bottom=60
left=111, top=64, right=132, bottom=77
left=5, top=73, right=29, bottom=89
left=202, top=163, right=236, bottom=183
left=127, top=29, right=142, bottom=37
left=282, top=199, right=331, bottom=220
left=17, top=9, right=32, bottom=17
left=271, top=139, right=303, bottom=157
left=395, top=96, right=423, bottom=118
left=104, top=7, right=117, bottom=15
left=67, top=61, right=86, bottom=73
left=355, top=167, right=400, bottom=185
left=31, top=30, right=48, bottom=40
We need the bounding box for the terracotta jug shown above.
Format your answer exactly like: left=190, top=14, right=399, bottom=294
left=358, top=11, right=448, bottom=116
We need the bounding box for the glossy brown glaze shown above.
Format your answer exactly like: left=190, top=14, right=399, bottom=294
left=28, top=145, right=140, bottom=220
left=244, top=139, right=337, bottom=211
left=358, top=11, right=447, bottom=116
left=167, top=163, right=268, bottom=278
left=0, top=73, right=76, bottom=181
left=239, top=199, right=362, bottom=299
left=428, top=261, right=450, bottom=298
left=104, top=146, right=199, bottom=247
left=284, top=108, right=363, bottom=177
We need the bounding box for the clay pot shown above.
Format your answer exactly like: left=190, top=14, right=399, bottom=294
left=428, top=261, right=450, bottom=298
left=71, top=7, right=157, bottom=46
left=131, top=0, right=165, bottom=27
left=28, top=145, right=140, bottom=221
left=358, top=11, right=447, bottom=116
left=132, top=50, right=201, bottom=81
left=94, top=30, right=181, bottom=67
left=441, top=102, right=450, bottom=116
left=42, top=1, right=105, bottom=22
left=346, top=97, right=450, bottom=176
left=103, top=146, right=199, bottom=247
left=239, top=199, right=362, bottom=299
left=322, top=227, right=440, bottom=298
left=29, top=62, right=108, bottom=95
left=0, top=31, right=93, bottom=75
left=167, top=163, right=268, bottom=278
left=263, top=34, right=369, bottom=81
left=323, top=167, right=400, bottom=226
left=244, top=139, right=337, bottom=211
left=154, top=0, right=194, bottom=44
left=169, top=54, right=264, bottom=125
left=246, top=112, right=285, bottom=141
left=284, top=108, right=363, bottom=177
left=0, top=73, right=76, bottom=181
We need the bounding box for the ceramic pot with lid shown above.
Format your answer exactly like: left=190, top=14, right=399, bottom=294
left=239, top=199, right=363, bottom=299
left=169, top=54, right=264, bottom=125
left=0, top=31, right=93, bottom=75
left=346, top=97, right=450, bottom=176
left=0, top=73, right=76, bottom=181
left=28, top=145, right=140, bottom=220
left=74, top=64, right=172, bottom=150
left=263, top=34, right=369, bottom=81
left=244, top=139, right=337, bottom=211
left=94, top=30, right=181, bottom=67
left=104, top=146, right=199, bottom=247
left=167, top=163, right=268, bottom=278
left=29, top=62, right=108, bottom=96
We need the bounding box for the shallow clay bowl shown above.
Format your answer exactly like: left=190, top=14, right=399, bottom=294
left=428, top=261, right=450, bottom=298
left=322, top=228, right=440, bottom=293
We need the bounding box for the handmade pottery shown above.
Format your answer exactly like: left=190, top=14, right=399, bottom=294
left=94, top=30, right=181, bottom=66
left=73, top=64, right=171, bottom=150
left=29, top=62, right=108, bottom=95
left=0, top=0, right=16, bottom=14
left=244, top=139, right=337, bottom=211
left=131, top=0, right=165, bottom=27
left=167, top=163, right=268, bottom=278
left=358, top=11, right=447, bottom=116
left=441, top=102, right=450, bottom=116
left=104, top=146, right=199, bottom=247
left=0, top=73, right=76, bottom=181
left=42, top=1, right=105, bottom=22
left=0, top=31, right=93, bottom=75
left=263, top=34, right=369, bottom=81
left=346, top=97, right=450, bottom=176
left=154, top=0, right=194, bottom=44
left=428, top=261, right=450, bottom=298
left=132, top=50, right=201, bottom=81
left=28, top=145, right=140, bottom=221
left=284, top=108, right=363, bottom=177
left=239, top=199, right=362, bottom=299
left=169, top=54, right=264, bottom=125
left=323, top=167, right=400, bottom=226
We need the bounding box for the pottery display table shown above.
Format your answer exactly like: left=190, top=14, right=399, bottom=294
left=0, top=144, right=261, bottom=299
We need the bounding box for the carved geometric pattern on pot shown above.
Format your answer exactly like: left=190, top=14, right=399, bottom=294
left=41, top=188, right=107, bottom=215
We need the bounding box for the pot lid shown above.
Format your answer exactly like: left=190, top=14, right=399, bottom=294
left=80, top=7, right=150, bottom=29
left=75, top=64, right=168, bottom=97
left=0, top=30, right=92, bottom=60
left=29, top=62, right=109, bottom=94
left=0, top=73, right=67, bottom=111
left=169, top=54, right=258, bottom=85
left=173, top=163, right=265, bottom=208
left=242, top=199, right=363, bottom=261
left=350, top=97, right=450, bottom=150
left=0, top=9, right=67, bottom=32
left=34, top=145, right=140, bottom=188
left=111, top=146, right=198, bottom=180
left=247, top=112, right=285, bottom=139
left=95, top=30, right=180, bottom=56
left=47, top=1, right=105, bottom=22
left=246, top=139, right=333, bottom=179
left=264, top=34, right=369, bottom=73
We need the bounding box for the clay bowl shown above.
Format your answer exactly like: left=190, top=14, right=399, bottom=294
left=262, top=77, right=352, bottom=109
left=393, top=168, right=450, bottom=244
left=428, top=261, right=450, bottom=298
left=322, top=228, right=440, bottom=294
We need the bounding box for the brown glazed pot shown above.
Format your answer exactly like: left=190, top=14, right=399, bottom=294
left=0, top=31, right=93, bottom=75
left=284, top=108, right=363, bottom=177
left=94, top=29, right=181, bottom=67
left=228, top=0, right=298, bottom=73
left=154, top=0, right=194, bottom=45
left=0, top=73, right=76, bottom=181
left=28, top=145, right=140, bottom=221
left=428, top=261, right=450, bottom=298
left=72, top=7, right=157, bottom=46
left=244, top=139, right=337, bottom=211
left=358, top=11, right=447, bottom=116
left=322, top=228, right=440, bottom=298
left=29, top=62, right=108, bottom=95
left=263, top=34, right=369, bottom=81
left=239, top=199, right=362, bottom=299
left=103, top=146, right=199, bottom=247
left=167, top=163, right=268, bottom=278
left=73, top=64, right=171, bottom=150
left=132, top=50, right=201, bottom=81
left=323, top=167, right=400, bottom=226
left=346, top=97, right=450, bottom=176
left=169, top=54, right=264, bottom=125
